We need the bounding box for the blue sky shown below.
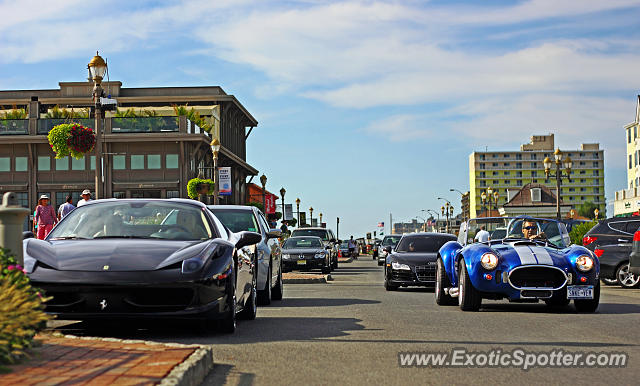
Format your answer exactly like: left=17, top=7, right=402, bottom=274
left=1, top=0, right=639, bottom=238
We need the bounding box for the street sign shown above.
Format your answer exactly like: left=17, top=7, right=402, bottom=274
left=218, top=167, right=232, bottom=196
left=284, top=204, right=293, bottom=220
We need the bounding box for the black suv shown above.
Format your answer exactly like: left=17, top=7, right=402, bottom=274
left=583, top=218, right=640, bottom=288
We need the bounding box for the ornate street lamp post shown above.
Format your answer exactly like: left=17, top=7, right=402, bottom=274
left=88, top=52, right=107, bottom=199
left=280, top=187, right=286, bottom=226
left=309, top=207, right=314, bottom=226
left=296, top=198, right=301, bottom=226
left=319, top=212, right=323, bottom=226
left=210, top=139, right=220, bottom=205
left=450, top=188, right=466, bottom=221
left=260, top=174, right=267, bottom=214
left=544, top=149, right=572, bottom=220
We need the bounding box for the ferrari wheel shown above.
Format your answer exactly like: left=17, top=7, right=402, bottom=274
left=458, top=258, right=481, bottom=311
left=220, top=274, right=237, bottom=333
left=258, top=262, right=272, bottom=305
left=384, top=269, right=398, bottom=291
left=271, top=264, right=283, bottom=301
left=574, top=281, right=600, bottom=313
left=435, top=259, right=456, bottom=306
left=617, top=264, right=640, bottom=288
left=239, top=270, right=257, bottom=320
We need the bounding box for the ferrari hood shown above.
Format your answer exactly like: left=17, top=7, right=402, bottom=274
left=493, top=242, right=566, bottom=266
left=28, top=239, right=206, bottom=272
left=391, top=252, right=438, bottom=265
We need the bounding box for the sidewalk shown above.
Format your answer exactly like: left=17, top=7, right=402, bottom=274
left=0, top=333, right=213, bottom=386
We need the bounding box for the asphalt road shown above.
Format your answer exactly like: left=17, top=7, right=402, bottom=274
left=54, top=257, right=640, bottom=385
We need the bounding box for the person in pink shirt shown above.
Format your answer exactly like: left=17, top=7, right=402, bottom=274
left=35, top=194, right=57, bottom=240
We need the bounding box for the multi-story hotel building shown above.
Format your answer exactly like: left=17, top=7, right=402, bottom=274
left=614, top=96, right=640, bottom=216
left=469, top=134, right=605, bottom=218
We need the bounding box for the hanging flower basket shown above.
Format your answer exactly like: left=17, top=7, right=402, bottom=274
left=47, top=123, right=96, bottom=159
left=187, top=178, right=215, bottom=199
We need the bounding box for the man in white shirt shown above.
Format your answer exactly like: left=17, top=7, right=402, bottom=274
left=77, top=189, right=93, bottom=207
left=474, top=226, right=490, bottom=243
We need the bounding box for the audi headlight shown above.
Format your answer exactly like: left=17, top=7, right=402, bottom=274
left=182, top=257, right=204, bottom=274
left=576, top=255, right=594, bottom=272
left=314, top=252, right=326, bottom=259
left=391, top=261, right=411, bottom=270
left=480, top=253, right=499, bottom=270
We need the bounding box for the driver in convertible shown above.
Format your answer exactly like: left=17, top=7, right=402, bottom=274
left=522, top=220, right=546, bottom=241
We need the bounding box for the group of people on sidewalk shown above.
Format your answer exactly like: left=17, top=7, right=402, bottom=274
left=33, top=189, right=93, bottom=239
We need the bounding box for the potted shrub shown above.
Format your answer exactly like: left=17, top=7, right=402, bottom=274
left=187, top=178, right=215, bottom=199
left=47, top=123, right=96, bottom=159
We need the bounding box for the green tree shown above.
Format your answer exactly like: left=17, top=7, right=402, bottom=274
left=569, top=221, right=597, bottom=245
left=578, top=202, right=600, bottom=219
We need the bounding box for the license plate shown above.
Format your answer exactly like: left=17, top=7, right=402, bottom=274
left=297, top=260, right=306, bottom=265
left=567, top=285, right=594, bottom=299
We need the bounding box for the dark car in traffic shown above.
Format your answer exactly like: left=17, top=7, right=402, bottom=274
left=24, top=199, right=261, bottom=333
left=290, top=227, right=339, bottom=270
left=281, top=236, right=332, bottom=273
left=582, top=218, right=640, bottom=288
left=208, top=205, right=283, bottom=305
left=384, top=233, right=457, bottom=290
left=339, top=241, right=356, bottom=258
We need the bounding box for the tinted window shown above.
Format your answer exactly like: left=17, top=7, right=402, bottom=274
left=292, top=229, right=329, bottom=240
left=625, top=221, right=640, bottom=234
left=396, top=235, right=455, bottom=253
left=609, top=222, right=628, bottom=233
left=382, top=236, right=401, bottom=246
left=212, top=209, right=259, bottom=233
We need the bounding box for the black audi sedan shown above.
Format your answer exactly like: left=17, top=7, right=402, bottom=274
left=384, top=232, right=457, bottom=291
left=23, top=199, right=261, bottom=334
left=281, top=236, right=332, bottom=273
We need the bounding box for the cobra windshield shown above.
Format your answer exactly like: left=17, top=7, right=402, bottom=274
left=462, top=217, right=570, bottom=248
left=48, top=201, right=213, bottom=241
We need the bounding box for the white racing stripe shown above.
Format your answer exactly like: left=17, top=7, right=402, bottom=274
left=514, top=246, right=538, bottom=265
left=531, top=247, right=554, bottom=265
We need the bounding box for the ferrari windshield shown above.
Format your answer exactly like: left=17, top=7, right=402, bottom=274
left=284, top=237, right=323, bottom=249
left=462, top=217, right=570, bottom=248
left=48, top=201, right=213, bottom=241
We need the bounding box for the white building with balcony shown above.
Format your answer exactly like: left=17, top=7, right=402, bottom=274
left=614, top=95, right=640, bottom=216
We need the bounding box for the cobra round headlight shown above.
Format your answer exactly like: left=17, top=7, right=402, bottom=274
left=576, top=255, right=594, bottom=272
left=480, top=253, right=499, bottom=270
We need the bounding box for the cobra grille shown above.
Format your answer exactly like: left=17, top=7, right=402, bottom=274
left=508, top=266, right=566, bottom=289
left=415, top=264, right=436, bottom=282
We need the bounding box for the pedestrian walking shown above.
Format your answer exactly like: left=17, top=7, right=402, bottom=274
left=34, top=194, right=57, bottom=240
left=348, top=236, right=357, bottom=259
left=77, top=189, right=93, bottom=207
left=474, top=226, right=490, bottom=243
left=57, top=194, right=75, bottom=220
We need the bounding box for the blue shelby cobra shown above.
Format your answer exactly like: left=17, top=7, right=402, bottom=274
left=436, top=217, right=600, bottom=312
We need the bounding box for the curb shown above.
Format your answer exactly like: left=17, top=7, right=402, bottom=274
left=59, top=334, right=214, bottom=386
left=338, top=257, right=354, bottom=263
left=283, top=273, right=332, bottom=284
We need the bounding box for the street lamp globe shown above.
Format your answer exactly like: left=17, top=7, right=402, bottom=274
left=210, top=138, right=221, bottom=156
left=441, top=206, right=445, bottom=215
left=260, top=174, right=267, bottom=188
left=554, top=148, right=563, bottom=163
left=563, top=156, right=572, bottom=171
left=481, top=191, right=487, bottom=202
left=87, top=52, right=107, bottom=84
left=296, top=197, right=300, bottom=206
left=280, top=187, right=286, bottom=199
left=543, top=156, right=553, bottom=171
left=487, top=187, right=493, bottom=195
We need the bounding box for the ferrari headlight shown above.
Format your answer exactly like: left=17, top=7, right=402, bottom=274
left=576, top=255, right=594, bottom=272
left=480, top=253, right=499, bottom=270
left=182, top=257, right=204, bottom=274
left=391, top=261, right=411, bottom=270
left=314, top=252, right=326, bottom=259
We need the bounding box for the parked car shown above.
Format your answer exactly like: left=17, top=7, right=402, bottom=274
left=208, top=205, right=283, bottom=305
left=24, top=199, right=261, bottom=333
left=282, top=236, right=332, bottom=273
left=384, top=233, right=457, bottom=290
left=490, top=227, right=507, bottom=240
left=339, top=241, right=356, bottom=258
left=290, top=227, right=339, bottom=270
left=582, top=217, right=640, bottom=288
left=437, top=217, right=600, bottom=312
left=377, top=235, right=402, bottom=266
left=630, top=227, right=640, bottom=275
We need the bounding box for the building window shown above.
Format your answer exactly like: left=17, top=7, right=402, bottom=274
left=580, top=161, right=585, bottom=166
left=594, top=170, right=599, bottom=176
left=113, top=155, right=126, bottom=170
left=479, top=172, right=486, bottom=178
left=593, top=152, right=598, bottom=159
left=504, top=154, right=510, bottom=158
left=531, top=171, right=537, bottom=177
left=166, top=154, right=178, bottom=169
left=629, top=128, right=632, bottom=143
left=517, top=180, right=522, bottom=186
left=15, top=157, right=27, bottom=172
left=630, top=154, right=633, bottom=169
left=593, top=161, right=598, bottom=167
left=113, top=191, right=126, bottom=199
left=131, top=155, right=145, bottom=169
left=569, top=196, right=574, bottom=201
left=479, top=154, right=485, bottom=160
left=492, top=163, right=498, bottom=167
left=492, top=171, right=498, bottom=176
left=504, top=163, right=510, bottom=167
left=516, top=162, right=522, bottom=168
left=71, top=157, right=85, bottom=170
left=580, top=179, right=586, bottom=183
left=479, top=164, right=485, bottom=169
left=0, top=157, right=9, bottom=171
left=37, top=156, right=50, bottom=171
left=533, top=179, right=538, bottom=183
left=531, top=154, right=537, bottom=160
left=516, top=154, right=522, bottom=160
left=492, top=154, right=497, bottom=158
left=594, top=188, right=599, bottom=193
left=493, top=180, right=499, bottom=184
left=167, top=190, right=180, bottom=198
left=569, top=188, right=575, bottom=192
left=580, top=170, right=586, bottom=175
left=635, top=126, right=638, bottom=139
left=147, top=155, right=161, bottom=169
left=516, top=171, right=522, bottom=177
left=531, top=162, right=537, bottom=168
left=90, top=156, right=96, bottom=170
left=55, top=157, right=69, bottom=171
left=504, top=180, right=510, bottom=184
left=504, top=171, right=510, bottom=175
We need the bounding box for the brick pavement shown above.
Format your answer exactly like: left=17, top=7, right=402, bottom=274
left=0, top=334, right=197, bottom=386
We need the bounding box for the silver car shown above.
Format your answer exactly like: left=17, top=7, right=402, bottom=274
left=378, top=235, right=402, bottom=266
left=208, top=205, right=283, bottom=305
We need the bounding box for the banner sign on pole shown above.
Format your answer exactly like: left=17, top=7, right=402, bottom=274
left=266, top=194, right=276, bottom=214
left=300, top=212, right=306, bottom=225
left=284, top=204, right=293, bottom=221
left=218, top=167, right=232, bottom=196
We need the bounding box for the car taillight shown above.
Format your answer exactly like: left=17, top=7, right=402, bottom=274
left=593, top=248, right=604, bottom=258
left=583, top=236, right=597, bottom=246
left=338, top=250, right=342, bottom=258
left=634, top=231, right=640, bottom=242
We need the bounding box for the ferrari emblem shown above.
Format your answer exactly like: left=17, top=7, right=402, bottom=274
left=99, top=299, right=107, bottom=310
left=103, top=265, right=109, bottom=270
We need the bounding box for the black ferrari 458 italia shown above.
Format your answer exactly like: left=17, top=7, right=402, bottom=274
left=23, top=198, right=261, bottom=334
